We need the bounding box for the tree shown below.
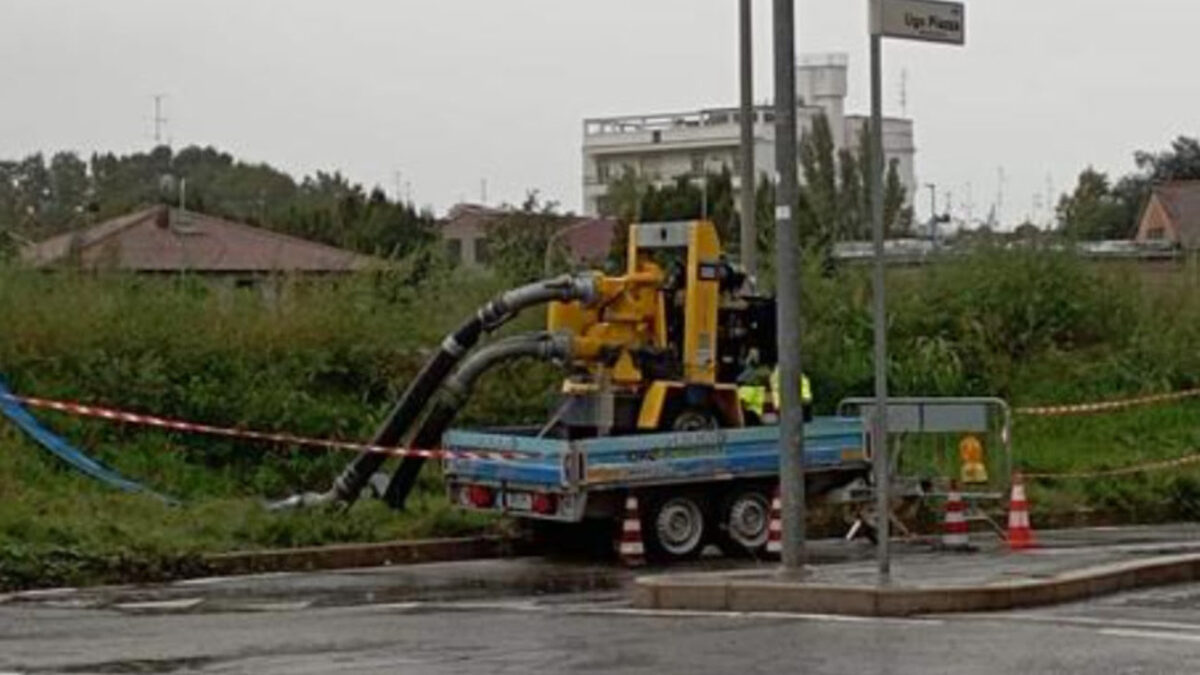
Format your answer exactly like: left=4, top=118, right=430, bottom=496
left=596, top=114, right=910, bottom=271
left=599, top=167, right=741, bottom=263
left=0, top=144, right=437, bottom=259
left=1057, top=136, right=1200, bottom=241
left=1135, top=136, right=1200, bottom=183
left=796, top=116, right=911, bottom=262
left=1056, top=168, right=1132, bottom=240
left=483, top=191, right=571, bottom=284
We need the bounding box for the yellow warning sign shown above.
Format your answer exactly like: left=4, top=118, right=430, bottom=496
left=959, top=434, right=988, bottom=484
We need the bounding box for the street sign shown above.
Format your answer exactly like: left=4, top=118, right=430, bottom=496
left=870, top=0, right=965, bottom=45
left=863, top=0, right=964, bottom=584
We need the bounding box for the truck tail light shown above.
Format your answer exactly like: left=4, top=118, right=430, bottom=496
left=466, top=485, right=494, bottom=508
left=531, top=493, right=557, bottom=515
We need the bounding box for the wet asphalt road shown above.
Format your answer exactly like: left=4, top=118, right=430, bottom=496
left=5, top=527, right=1200, bottom=674
left=3, top=583, right=1200, bottom=674
left=3, top=556, right=1200, bottom=675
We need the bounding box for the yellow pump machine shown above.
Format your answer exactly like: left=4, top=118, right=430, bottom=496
left=546, top=220, right=775, bottom=436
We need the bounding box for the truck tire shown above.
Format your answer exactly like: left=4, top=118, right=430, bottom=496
left=714, top=487, right=771, bottom=557
left=642, top=492, right=708, bottom=562
left=665, top=407, right=719, bottom=432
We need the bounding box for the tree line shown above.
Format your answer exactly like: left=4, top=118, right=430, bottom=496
left=1056, top=136, right=1200, bottom=240
left=0, top=145, right=437, bottom=259
left=596, top=113, right=912, bottom=269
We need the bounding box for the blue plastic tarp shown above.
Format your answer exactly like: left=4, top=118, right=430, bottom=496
left=0, top=378, right=169, bottom=501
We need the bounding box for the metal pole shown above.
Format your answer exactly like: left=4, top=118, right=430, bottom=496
left=772, top=0, right=806, bottom=574
left=739, top=0, right=757, bottom=278
left=869, top=31, right=891, bottom=582
left=926, top=183, right=938, bottom=248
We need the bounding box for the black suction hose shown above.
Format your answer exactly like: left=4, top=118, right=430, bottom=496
left=276, top=275, right=594, bottom=509
left=382, top=332, right=571, bottom=508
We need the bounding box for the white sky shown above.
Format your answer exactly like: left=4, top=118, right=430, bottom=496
left=1, top=0, right=1197, bottom=226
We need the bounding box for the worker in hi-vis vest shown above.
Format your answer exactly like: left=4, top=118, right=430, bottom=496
left=737, top=353, right=813, bottom=425
left=770, top=365, right=813, bottom=423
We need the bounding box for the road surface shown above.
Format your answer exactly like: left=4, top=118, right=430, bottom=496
left=3, top=561, right=1200, bottom=673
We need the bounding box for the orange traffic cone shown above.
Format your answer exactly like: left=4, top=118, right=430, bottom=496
left=766, top=485, right=782, bottom=556
left=1007, top=472, right=1036, bottom=551
left=617, top=494, right=646, bottom=567
left=941, top=481, right=972, bottom=551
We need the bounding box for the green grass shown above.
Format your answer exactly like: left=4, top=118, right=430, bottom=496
left=5, top=251, right=1200, bottom=589
left=0, top=427, right=495, bottom=590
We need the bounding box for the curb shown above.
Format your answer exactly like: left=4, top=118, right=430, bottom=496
left=201, top=536, right=516, bottom=576
left=633, top=552, right=1200, bottom=617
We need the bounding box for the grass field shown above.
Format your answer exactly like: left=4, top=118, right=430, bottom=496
left=4, top=250, right=1200, bottom=589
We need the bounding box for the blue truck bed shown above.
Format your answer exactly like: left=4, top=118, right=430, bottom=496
left=443, top=416, right=868, bottom=522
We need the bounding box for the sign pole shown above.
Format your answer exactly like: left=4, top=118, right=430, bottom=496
left=868, top=0, right=964, bottom=583
left=868, top=25, right=891, bottom=582
left=773, top=0, right=807, bottom=575
left=739, top=0, right=758, bottom=278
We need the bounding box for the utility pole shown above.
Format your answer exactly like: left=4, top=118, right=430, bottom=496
left=772, top=0, right=806, bottom=574
left=738, top=0, right=758, bottom=278
left=153, top=94, right=168, bottom=146
left=926, top=183, right=938, bottom=247
left=868, top=26, right=891, bottom=582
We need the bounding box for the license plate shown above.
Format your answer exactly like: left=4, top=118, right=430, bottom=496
left=505, top=492, right=532, bottom=510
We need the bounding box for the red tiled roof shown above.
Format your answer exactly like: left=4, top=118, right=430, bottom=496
left=561, top=218, right=616, bottom=263
left=1154, top=181, right=1200, bottom=250
left=440, top=203, right=616, bottom=264
left=22, top=206, right=373, bottom=273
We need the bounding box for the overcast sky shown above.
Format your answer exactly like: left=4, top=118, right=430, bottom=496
left=1, top=0, right=1197, bottom=226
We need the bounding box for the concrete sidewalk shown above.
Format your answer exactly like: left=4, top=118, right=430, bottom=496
left=634, top=524, right=1200, bottom=616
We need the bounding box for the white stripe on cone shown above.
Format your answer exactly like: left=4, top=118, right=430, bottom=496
left=619, top=496, right=645, bottom=565
left=942, top=491, right=969, bottom=547
left=766, top=491, right=783, bottom=554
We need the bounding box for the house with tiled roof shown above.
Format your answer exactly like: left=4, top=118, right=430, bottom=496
left=1135, top=181, right=1200, bottom=250
left=21, top=205, right=374, bottom=279
left=440, top=203, right=616, bottom=268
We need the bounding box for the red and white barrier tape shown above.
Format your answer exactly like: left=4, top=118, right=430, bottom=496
left=1, top=393, right=537, bottom=463
left=1025, top=452, right=1200, bottom=479
left=1015, top=388, right=1200, bottom=417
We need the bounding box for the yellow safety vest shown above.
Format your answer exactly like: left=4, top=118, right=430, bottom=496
left=770, top=367, right=812, bottom=410
left=738, top=385, right=768, bottom=418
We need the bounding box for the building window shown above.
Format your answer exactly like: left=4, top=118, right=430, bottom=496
left=1147, top=227, right=1165, bottom=240
left=596, top=160, right=611, bottom=183
left=475, top=237, right=491, bottom=266
left=691, top=153, right=706, bottom=175
left=651, top=130, right=662, bottom=144
left=446, top=238, right=463, bottom=264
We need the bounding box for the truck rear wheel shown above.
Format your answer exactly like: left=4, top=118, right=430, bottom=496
left=715, top=488, right=771, bottom=556
left=642, top=493, right=708, bottom=562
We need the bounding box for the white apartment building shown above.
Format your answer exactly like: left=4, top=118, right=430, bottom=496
left=581, top=53, right=916, bottom=216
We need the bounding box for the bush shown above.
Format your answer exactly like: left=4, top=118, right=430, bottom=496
left=3, top=248, right=1200, bottom=588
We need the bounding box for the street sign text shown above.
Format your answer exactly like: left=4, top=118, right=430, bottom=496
left=871, top=0, right=965, bottom=45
